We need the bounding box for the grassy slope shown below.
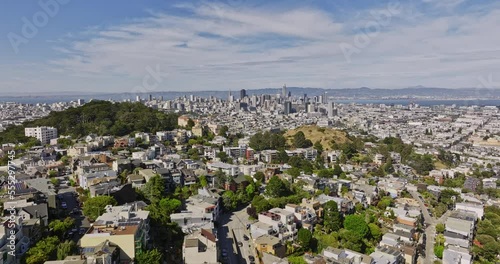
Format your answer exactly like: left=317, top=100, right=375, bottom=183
left=284, top=125, right=350, bottom=151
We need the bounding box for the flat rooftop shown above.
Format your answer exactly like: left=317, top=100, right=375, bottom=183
left=86, top=223, right=138, bottom=236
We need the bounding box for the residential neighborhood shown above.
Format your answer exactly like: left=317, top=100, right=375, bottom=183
left=0, top=93, right=499, bottom=264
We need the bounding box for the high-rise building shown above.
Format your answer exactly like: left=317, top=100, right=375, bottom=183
left=282, top=84, right=287, bottom=98
left=77, top=99, right=85, bottom=106
left=190, top=94, right=195, bottom=101
left=136, top=95, right=141, bottom=102
left=251, top=95, right=257, bottom=107
left=307, top=104, right=315, bottom=113
left=25, top=126, right=58, bottom=144
left=228, top=91, right=234, bottom=103
left=284, top=101, right=292, bottom=115
left=148, top=94, right=153, bottom=101
left=327, top=101, right=336, bottom=117
left=323, top=92, right=328, bottom=104
left=240, top=89, right=247, bottom=99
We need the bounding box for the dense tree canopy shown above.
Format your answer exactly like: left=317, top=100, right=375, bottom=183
left=251, top=195, right=271, bottom=213
left=218, top=125, right=229, bottom=136
left=343, top=215, right=369, bottom=237
left=293, top=131, right=313, bottom=148
left=57, top=241, right=76, bottom=260
left=407, top=153, right=435, bottom=175
left=0, top=101, right=178, bottom=144
left=135, top=249, right=163, bottom=264
left=265, top=176, right=289, bottom=198
left=25, top=236, right=59, bottom=264
left=49, top=217, right=75, bottom=239
left=249, top=131, right=287, bottom=151
left=473, top=206, right=500, bottom=262
left=143, top=175, right=166, bottom=203
left=222, top=190, right=238, bottom=210
left=297, top=228, right=313, bottom=250
left=83, top=196, right=117, bottom=221
left=253, top=171, right=265, bottom=183
left=323, top=201, right=342, bottom=232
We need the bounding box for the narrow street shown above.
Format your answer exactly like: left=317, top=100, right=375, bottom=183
left=409, top=191, right=435, bottom=263
left=410, top=191, right=451, bottom=263
left=218, top=206, right=256, bottom=264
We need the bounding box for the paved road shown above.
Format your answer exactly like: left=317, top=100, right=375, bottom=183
left=410, top=191, right=435, bottom=263
left=410, top=191, right=451, bottom=263
left=57, top=190, right=87, bottom=242
left=218, top=206, right=256, bottom=264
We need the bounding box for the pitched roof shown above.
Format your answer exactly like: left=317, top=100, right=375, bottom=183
left=21, top=203, right=48, bottom=218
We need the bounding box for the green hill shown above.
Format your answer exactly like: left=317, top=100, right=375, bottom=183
left=284, top=125, right=350, bottom=151
left=0, top=101, right=178, bottom=144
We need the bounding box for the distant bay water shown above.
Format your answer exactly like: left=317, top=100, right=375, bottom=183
left=0, top=94, right=499, bottom=107
left=334, top=99, right=500, bottom=107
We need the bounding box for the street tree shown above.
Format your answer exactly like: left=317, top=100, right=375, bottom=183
left=297, top=228, right=312, bottom=250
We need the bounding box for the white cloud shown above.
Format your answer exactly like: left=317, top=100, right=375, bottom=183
left=2, top=0, right=500, bottom=93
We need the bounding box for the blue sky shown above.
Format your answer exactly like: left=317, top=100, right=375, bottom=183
left=1, top=0, right=500, bottom=94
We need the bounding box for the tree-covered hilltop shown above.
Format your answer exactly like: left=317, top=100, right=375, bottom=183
left=0, top=101, right=179, bottom=144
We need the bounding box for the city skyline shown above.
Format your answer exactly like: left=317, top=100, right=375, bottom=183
left=2, top=0, right=500, bottom=94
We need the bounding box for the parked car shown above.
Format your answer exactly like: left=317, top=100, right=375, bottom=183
left=221, top=249, right=228, bottom=257
left=79, top=228, right=87, bottom=235
left=243, top=234, right=249, bottom=241
left=249, top=256, right=255, bottom=262
left=237, top=241, right=243, bottom=247
left=61, top=202, right=67, bottom=209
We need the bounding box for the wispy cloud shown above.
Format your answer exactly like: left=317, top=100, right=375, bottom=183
left=3, top=0, right=500, bottom=92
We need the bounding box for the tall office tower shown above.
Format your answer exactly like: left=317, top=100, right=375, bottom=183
left=307, top=103, right=315, bottom=113
left=149, top=94, right=153, bottom=101
left=282, top=84, right=287, bottom=98
left=77, top=99, right=85, bottom=106
left=318, top=95, right=323, bottom=104
left=305, top=102, right=310, bottom=113
left=240, top=89, right=247, bottom=99
left=284, top=101, right=292, bottom=115
left=288, top=91, right=291, bottom=98
left=251, top=95, right=257, bottom=107
left=190, top=94, right=195, bottom=101
left=228, top=91, right=234, bottom=103
left=327, top=101, right=336, bottom=117
left=323, top=92, right=328, bottom=104
left=159, top=96, right=163, bottom=102
left=303, top=94, right=307, bottom=102
left=136, top=95, right=141, bottom=102
left=165, top=101, right=172, bottom=109
left=177, top=103, right=185, bottom=111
